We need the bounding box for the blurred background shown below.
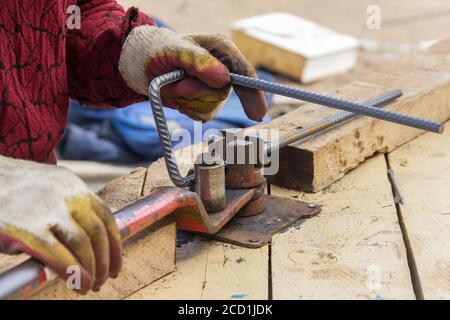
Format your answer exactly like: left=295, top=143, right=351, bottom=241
left=60, top=0, right=450, bottom=189
left=119, top=0, right=450, bottom=42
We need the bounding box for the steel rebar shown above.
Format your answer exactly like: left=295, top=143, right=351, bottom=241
left=230, top=73, right=442, bottom=134
left=266, top=89, right=403, bottom=152
left=149, top=70, right=195, bottom=188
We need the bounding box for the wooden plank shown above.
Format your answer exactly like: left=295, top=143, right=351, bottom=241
left=128, top=238, right=209, bottom=300
left=128, top=238, right=268, bottom=300
left=264, top=39, right=450, bottom=192
left=271, top=155, right=415, bottom=299
left=388, top=121, right=450, bottom=299
left=201, top=243, right=267, bottom=300
left=142, top=147, right=203, bottom=196
left=0, top=167, right=177, bottom=300
left=97, top=167, right=147, bottom=212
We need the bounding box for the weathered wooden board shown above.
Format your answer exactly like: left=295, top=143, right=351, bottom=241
left=128, top=238, right=268, bottom=300
left=128, top=238, right=210, bottom=300
left=97, top=167, right=148, bottom=212
left=271, top=155, right=415, bottom=299
left=142, top=147, right=203, bottom=196
left=264, top=39, right=450, bottom=192
left=200, top=242, right=268, bottom=300
left=0, top=167, right=177, bottom=300
left=388, top=121, right=450, bottom=299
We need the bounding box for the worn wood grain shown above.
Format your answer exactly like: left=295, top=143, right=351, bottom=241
left=271, top=155, right=415, bottom=299
left=388, top=121, right=450, bottom=299
left=128, top=238, right=209, bottom=300
left=128, top=238, right=268, bottom=300
left=97, top=167, right=148, bottom=211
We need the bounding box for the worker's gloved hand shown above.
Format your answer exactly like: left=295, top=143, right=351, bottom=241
left=119, top=26, right=268, bottom=122
left=0, top=156, right=122, bottom=294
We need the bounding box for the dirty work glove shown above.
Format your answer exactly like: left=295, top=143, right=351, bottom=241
left=119, top=26, right=268, bottom=122
left=0, top=156, right=122, bottom=294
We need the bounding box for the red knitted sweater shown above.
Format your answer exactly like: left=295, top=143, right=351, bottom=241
left=0, top=1, right=154, bottom=163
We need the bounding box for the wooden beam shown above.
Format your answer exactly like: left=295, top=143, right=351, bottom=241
left=0, top=167, right=177, bottom=300
left=388, top=121, right=450, bottom=299
left=271, top=155, right=415, bottom=299
left=264, top=39, right=450, bottom=192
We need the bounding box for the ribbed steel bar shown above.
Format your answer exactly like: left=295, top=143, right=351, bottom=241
left=149, top=70, right=195, bottom=188
left=230, top=73, right=443, bottom=134
left=266, top=89, right=403, bottom=152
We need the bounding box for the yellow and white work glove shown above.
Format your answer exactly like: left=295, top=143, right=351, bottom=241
left=0, top=156, right=122, bottom=294
left=119, top=26, right=268, bottom=122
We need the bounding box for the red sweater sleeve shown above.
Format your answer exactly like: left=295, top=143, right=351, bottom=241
left=67, top=0, right=155, bottom=107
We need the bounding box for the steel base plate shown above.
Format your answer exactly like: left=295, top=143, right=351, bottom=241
left=197, top=195, right=321, bottom=248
